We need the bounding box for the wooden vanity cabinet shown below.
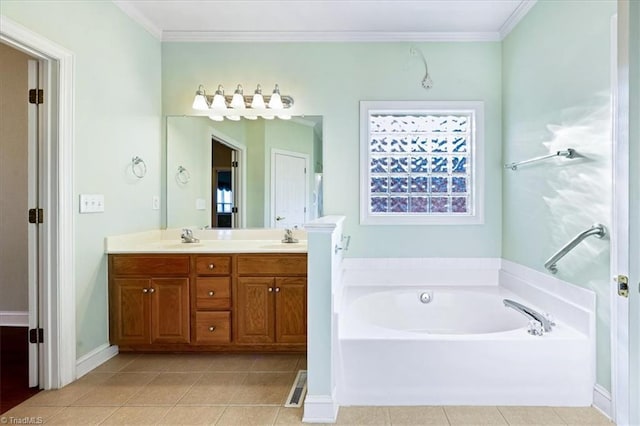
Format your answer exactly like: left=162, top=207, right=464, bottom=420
left=109, top=256, right=191, bottom=346
left=236, top=254, right=307, bottom=346
left=109, top=252, right=306, bottom=352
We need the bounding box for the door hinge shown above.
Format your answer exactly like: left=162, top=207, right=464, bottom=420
left=28, top=89, right=44, bottom=105
left=615, top=275, right=629, bottom=298
left=232, top=161, right=238, bottom=167
left=29, top=328, right=44, bottom=344
left=28, top=208, right=44, bottom=224
left=231, top=207, right=238, bottom=213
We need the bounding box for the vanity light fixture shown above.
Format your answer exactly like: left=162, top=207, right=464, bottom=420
left=191, top=83, right=294, bottom=121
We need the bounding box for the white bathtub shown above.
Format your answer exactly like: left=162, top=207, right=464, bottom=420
left=337, top=284, right=594, bottom=406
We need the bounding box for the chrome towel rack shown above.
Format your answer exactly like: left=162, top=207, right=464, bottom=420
left=504, top=148, right=577, bottom=171
left=544, top=223, right=607, bottom=274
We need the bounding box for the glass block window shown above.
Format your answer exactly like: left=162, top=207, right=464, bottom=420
left=360, top=101, right=484, bottom=225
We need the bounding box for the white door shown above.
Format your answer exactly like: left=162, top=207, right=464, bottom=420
left=611, top=13, right=630, bottom=424
left=27, top=59, right=41, bottom=388
left=271, top=150, right=308, bottom=229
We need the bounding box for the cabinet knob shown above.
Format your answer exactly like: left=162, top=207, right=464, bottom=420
left=208, top=290, right=215, bottom=297
left=208, top=326, right=216, bottom=332
left=142, top=288, right=148, bottom=293
left=275, top=287, right=280, bottom=293
left=208, top=263, right=215, bottom=270
left=268, top=287, right=273, bottom=292
left=148, top=288, right=155, bottom=293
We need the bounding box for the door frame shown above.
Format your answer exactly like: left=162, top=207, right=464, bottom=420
left=270, top=148, right=310, bottom=228
left=0, top=15, right=76, bottom=389
left=210, top=129, right=247, bottom=228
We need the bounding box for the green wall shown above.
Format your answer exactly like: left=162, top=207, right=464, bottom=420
left=502, top=0, right=616, bottom=390
left=162, top=42, right=503, bottom=258
left=1, top=2, right=162, bottom=358
left=166, top=117, right=212, bottom=227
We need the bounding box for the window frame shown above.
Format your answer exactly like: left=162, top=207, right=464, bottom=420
left=359, top=100, right=485, bottom=225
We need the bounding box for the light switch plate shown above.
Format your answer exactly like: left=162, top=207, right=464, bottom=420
left=195, top=198, right=206, bottom=210
left=79, top=194, right=105, bottom=213
left=152, top=196, right=160, bottom=210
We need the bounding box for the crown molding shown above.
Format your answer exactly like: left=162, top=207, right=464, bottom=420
left=161, top=31, right=502, bottom=43
left=499, top=0, right=538, bottom=39
left=112, top=0, right=163, bottom=40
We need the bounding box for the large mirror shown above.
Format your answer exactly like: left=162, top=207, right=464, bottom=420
left=166, top=116, right=323, bottom=229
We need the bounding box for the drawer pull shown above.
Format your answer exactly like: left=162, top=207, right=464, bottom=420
left=142, top=288, right=148, bottom=293
left=208, top=326, right=216, bottom=332
left=275, top=287, right=280, bottom=293
left=208, top=290, right=215, bottom=296
left=208, top=263, right=215, bottom=270
left=148, top=288, right=155, bottom=293
left=268, top=287, right=273, bottom=292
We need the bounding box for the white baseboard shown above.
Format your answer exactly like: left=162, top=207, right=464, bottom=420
left=0, top=311, right=29, bottom=327
left=303, top=389, right=339, bottom=423
left=592, top=384, right=612, bottom=420
left=75, top=344, right=119, bottom=379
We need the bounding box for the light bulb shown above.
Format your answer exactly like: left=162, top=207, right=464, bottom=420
left=268, top=84, right=283, bottom=109
left=227, top=115, right=241, bottom=121
left=192, top=85, right=209, bottom=110
left=208, top=114, right=224, bottom=122
left=230, top=84, right=245, bottom=109
left=251, top=84, right=266, bottom=109
left=210, top=85, right=227, bottom=110
left=277, top=114, right=291, bottom=120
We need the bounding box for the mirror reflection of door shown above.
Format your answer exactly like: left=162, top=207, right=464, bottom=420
left=212, top=138, right=239, bottom=228
left=272, top=150, right=309, bottom=228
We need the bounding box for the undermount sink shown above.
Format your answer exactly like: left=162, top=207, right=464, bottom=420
left=259, top=243, right=306, bottom=250
left=153, top=242, right=204, bottom=249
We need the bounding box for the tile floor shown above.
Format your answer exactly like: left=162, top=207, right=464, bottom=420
left=1, top=353, right=612, bottom=425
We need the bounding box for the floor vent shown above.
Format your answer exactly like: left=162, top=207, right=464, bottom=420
left=284, top=370, right=307, bottom=408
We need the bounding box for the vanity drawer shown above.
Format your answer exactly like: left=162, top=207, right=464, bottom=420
left=195, top=277, right=231, bottom=309
left=195, top=256, right=232, bottom=276
left=195, top=311, right=231, bottom=344
left=237, top=254, right=307, bottom=276
left=111, top=255, right=190, bottom=276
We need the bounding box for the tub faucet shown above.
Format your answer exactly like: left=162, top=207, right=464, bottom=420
left=282, top=228, right=299, bottom=243
left=503, top=299, right=554, bottom=336
left=181, top=228, right=199, bottom=243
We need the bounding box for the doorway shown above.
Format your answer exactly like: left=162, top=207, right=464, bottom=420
left=0, top=41, right=42, bottom=413
left=212, top=138, right=240, bottom=228
left=1, top=14, right=76, bottom=393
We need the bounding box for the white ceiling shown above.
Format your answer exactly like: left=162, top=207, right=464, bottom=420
left=113, top=0, right=537, bottom=42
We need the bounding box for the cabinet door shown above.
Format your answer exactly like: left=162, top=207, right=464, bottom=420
left=236, top=277, right=275, bottom=344
left=275, top=277, right=307, bottom=344
left=150, top=278, right=190, bottom=344
left=112, top=278, right=150, bottom=345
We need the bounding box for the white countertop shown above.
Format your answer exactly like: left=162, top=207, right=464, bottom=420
left=105, top=229, right=307, bottom=254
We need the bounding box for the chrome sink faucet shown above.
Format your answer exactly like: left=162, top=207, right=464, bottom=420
left=181, top=228, right=199, bottom=243
left=282, top=228, right=299, bottom=244
left=503, top=299, right=554, bottom=336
